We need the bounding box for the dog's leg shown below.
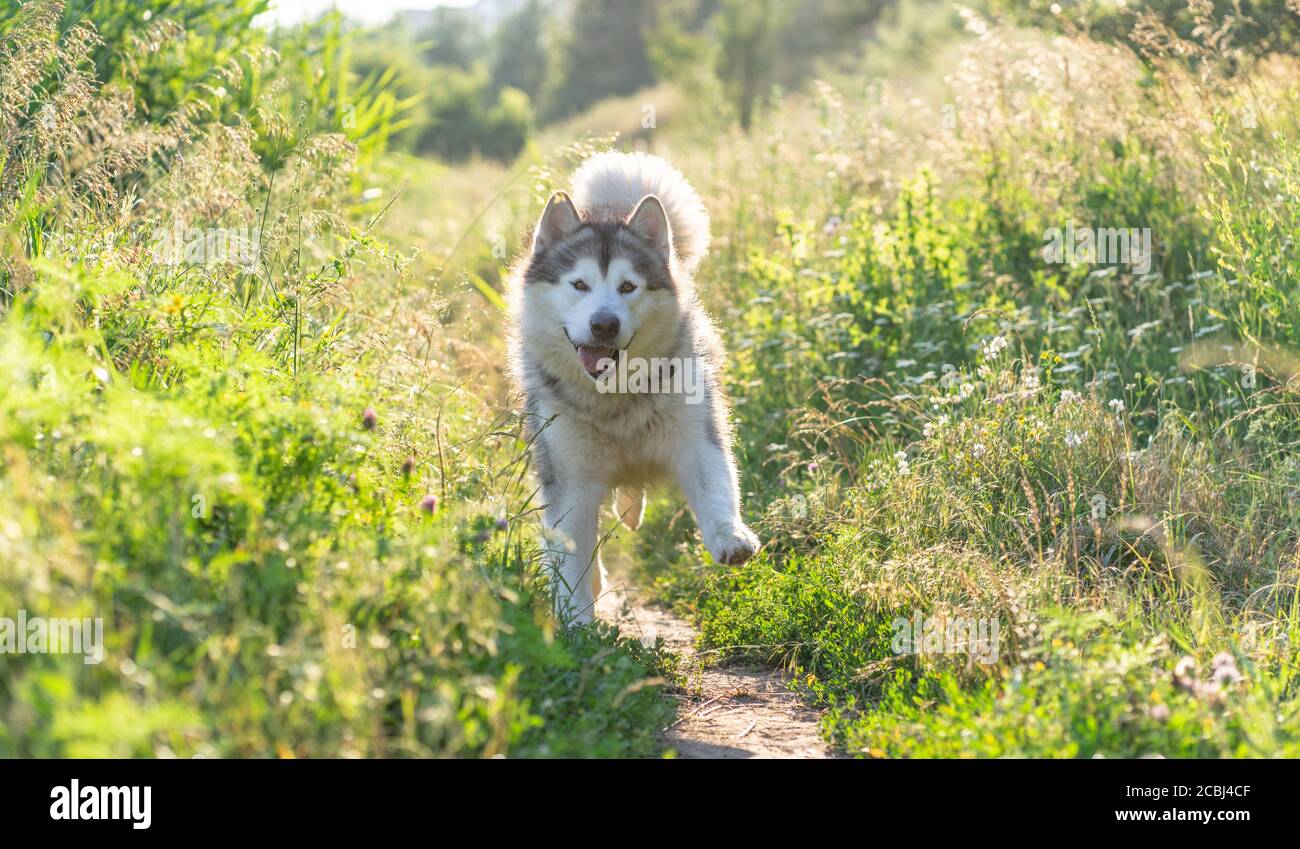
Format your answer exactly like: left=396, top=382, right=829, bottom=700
left=541, top=482, right=606, bottom=625
left=671, top=432, right=760, bottom=566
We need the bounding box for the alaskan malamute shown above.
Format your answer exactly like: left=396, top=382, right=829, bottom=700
left=508, top=151, right=760, bottom=624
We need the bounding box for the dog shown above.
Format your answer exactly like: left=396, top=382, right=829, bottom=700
left=508, top=151, right=760, bottom=624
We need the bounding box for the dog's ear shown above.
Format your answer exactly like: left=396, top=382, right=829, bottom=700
left=532, top=192, right=582, bottom=256
left=626, top=195, right=672, bottom=259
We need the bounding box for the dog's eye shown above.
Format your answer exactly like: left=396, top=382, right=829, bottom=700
left=618, top=280, right=637, bottom=294
left=570, top=279, right=589, bottom=291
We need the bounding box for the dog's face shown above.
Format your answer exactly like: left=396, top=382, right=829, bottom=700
left=520, top=192, right=681, bottom=382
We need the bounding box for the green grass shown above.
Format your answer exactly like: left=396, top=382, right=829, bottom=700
left=0, top=3, right=674, bottom=758
left=0, top=187, right=679, bottom=758
left=630, top=15, right=1300, bottom=757
left=3, top=0, right=1300, bottom=759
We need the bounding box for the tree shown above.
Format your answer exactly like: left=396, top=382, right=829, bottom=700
left=540, top=0, right=656, bottom=123
left=417, top=67, right=533, bottom=163
left=489, top=0, right=548, bottom=102
left=716, top=0, right=778, bottom=132
left=419, top=7, right=483, bottom=70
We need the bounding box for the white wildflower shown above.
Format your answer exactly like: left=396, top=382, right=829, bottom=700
left=1211, top=652, right=1242, bottom=688
left=981, top=335, right=1009, bottom=360
left=923, top=414, right=950, bottom=437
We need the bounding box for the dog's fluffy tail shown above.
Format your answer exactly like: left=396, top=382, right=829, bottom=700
left=571, top=151, right=711, bottom=274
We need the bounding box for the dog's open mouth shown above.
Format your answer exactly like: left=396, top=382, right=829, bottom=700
left=576, top=344, right=617, bottom=377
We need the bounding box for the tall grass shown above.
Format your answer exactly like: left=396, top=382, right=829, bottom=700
left=3, top=0, right=1299, bottom=759
left=0, top=1, right=673, bottom=758
left=621, top=6, right=1300, bottom=756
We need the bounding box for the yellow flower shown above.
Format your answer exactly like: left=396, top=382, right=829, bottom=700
left=164, top=293, right=185, bottom=315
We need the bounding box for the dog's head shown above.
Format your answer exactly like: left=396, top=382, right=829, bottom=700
left=519, top=192, right=683, bottom=382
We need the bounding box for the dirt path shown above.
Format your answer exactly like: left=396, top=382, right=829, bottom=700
left=598, top=587, right=836, bottom=759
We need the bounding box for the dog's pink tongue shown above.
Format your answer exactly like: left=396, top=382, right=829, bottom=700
left=577, top=345, right=614, bottom=374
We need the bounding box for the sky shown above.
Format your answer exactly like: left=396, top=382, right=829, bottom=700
left=260, top=0, right=474, bottom=27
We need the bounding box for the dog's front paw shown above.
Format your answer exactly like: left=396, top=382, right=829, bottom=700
left=706, top=522, right=760, bottom=565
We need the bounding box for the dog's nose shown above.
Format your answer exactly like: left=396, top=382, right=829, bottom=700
left=589, top=311, right=620, bottom=341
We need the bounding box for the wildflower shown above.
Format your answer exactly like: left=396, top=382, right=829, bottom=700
left=981, top=335, right=1009, bottom=359
left=400, top=455, right=416, bottom=476
left=362, top=407, right=378, bottom=430
left=419, top=494, right=438, bottom=514
left=495, top=517, right=509, bottom=531
left=1064, top=431, right=1083, bottom=448
left=1058, top=389, right=1083, bottom=406
left=895, top=450, right=910, bottom=475
left=823, top=215, right=842, bottom=236
left=922, top=419, right=941, bottom=438
left=1108, top=399, right=1125, bottom=415
left=971, top=442, right=987, bottom=458
left=1173, top=655, right=1216, bottom=701
left=807, top=461, right=819, bottom=473
left=1210, top=652, right=1241, bottom=688
left=1149, top=704, right=1170, bottom=722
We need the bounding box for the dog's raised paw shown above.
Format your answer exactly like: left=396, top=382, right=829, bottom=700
left=708, top=523, right=760, bottom=565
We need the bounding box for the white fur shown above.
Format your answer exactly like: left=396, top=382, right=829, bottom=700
left=571, top=151, right=712, bottom=273
left=510, top=152, right=758, bottom=625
